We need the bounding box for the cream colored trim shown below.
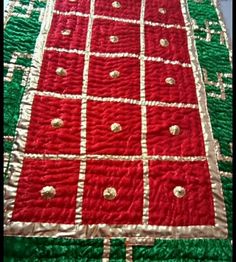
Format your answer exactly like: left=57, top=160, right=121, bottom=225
left=102, top=239, right=111, bottom=262
left=220, top=171, right=232, bottom=178
left=125, top=244, right=133, bottom=262
left=35, top=90, right=198, bottom=109
left=75, top=0, right=96, bottom=224
left=44, top=47, right=192, bottom=68
left=53, top=10, right=186, bottom=30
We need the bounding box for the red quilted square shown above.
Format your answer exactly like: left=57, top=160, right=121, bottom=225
left=46, top=14, right=88, bottom=50
left=38, top=50, right=84, bottom=94
left=146, top=106, right=205, bottom=156
left=54, top=0, right=90, bottom=13
left=86, top=101, right=142, bottom=155
left=91, top=19, right=140, bottom=54
left=25, top=95, right=81, bottom=154
left=95, top=0, right=141, bottom=20
left=82, top=159, right=143, bottom=224
left=145, top=0, right=185, bottom=26
left=145, top=25, right=190, bottom=63
left=145, top=61, right=198, bottom=104
left=88, top=56, right=140, bottom=99
left=12, top=159, right=80, bottom=224
left=149, top=160, right=215, bottom=226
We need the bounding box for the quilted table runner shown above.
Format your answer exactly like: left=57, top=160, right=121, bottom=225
left=4, top=0, right=232, bottom=261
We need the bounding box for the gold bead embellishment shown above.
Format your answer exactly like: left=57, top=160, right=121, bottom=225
left=165, top=77, right=176, bottom=85
left=61, top=29, right=71, bottom=36
left=109, top=35, right=119, bottom=43
left=56, top=67, right=67, bottom=76
left=173, top=186, right=186, bottom=198
left=158, top=8, right=167, bottom=14
left=112, top=1, right=121, bottom=8
left=169, top=125, right=180, bottom=136
left=40, top=186, right=56, bottom=199
left=51, top=118, right=64, bottom=128
left=160, top=38, right=169, bottom=47
left=109, top=70, right=120, bottom=78
left=103, top=187, right=117, bottom=200
left=110, top=123, right=122, bottom=133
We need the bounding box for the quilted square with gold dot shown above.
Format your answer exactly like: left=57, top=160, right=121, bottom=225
left=4, top=0, right=232, bottom=261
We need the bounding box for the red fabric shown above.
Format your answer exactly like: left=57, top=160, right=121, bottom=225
left=25, top=96, right=81, bottom=154
left=38, top=51, right=84, bottom=94
left=95, top=0, right=141, bottom=20
left=145, top=0, right=185, bottom=25
left=55, top=0, right=90, bottom=13
left=88, top=56, right=140, bottom=99
left=145, top=61, right=198, bottom=104
left=86, top=100, right=142, bottom=155
left=145, top=25, right=190, bottom=63
left=149, top=160, right=215, bottom=226
left=91, top=19, right=140, bottom=54
left=147, top=106, right=206, bottom=156
left=82, top=160, right=143, bottom=224
left=12, top=159, right=80, bottom=224
left=46, top=14, right=88, bottom=50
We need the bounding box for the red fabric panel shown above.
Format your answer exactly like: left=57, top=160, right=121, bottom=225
left=88, top=56, right=140, bottom=99
left=149, top=160, right=215, bottom=226
left=145, top=25, right=190, bottom=63
left=46, top=14, right=88, bottom=50
left=145, top=0, right=185, bottom=25
left=145, top=61, right=198, bottom=104
left=147, top=106, right=206, bottom=156
left=82, top=160, right=143, bottom=224
left=86, top=100, right=142, bottom=155
left=25, top=95, right=81, bottom=154
left=95, top=0, right=141, bottom=20
left=91, top=19, right=140, bottom=54
left=38, top=50, right=84, bottom=94
left=54, top=0, right=90, bottom=13
left=12, top=159, right=80, bottom=224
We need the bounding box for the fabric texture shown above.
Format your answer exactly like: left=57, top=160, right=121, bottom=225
left=4, top=0, right=232, bottom=261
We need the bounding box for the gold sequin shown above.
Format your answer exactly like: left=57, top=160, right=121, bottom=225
left=103, top=187, right=117, bottom=200
left=173, top=186, right=186, bottom=198
left=56, top=67, right=67, bottom=76
left=40, top=186, right=56, bottom=199
left=61, top=29, right=71, bottom=36
left=109, top=70, right=120, bottom=78
left=165, top=77, right=176, bottom=85
left=112, top=1, right=121, bottom=8
left=158, top=8, right=167, bottom=14
left=169, top=125, right=180, bottom=135
left=160, top=38, right=169, bottom=47
left=109, top=35, right=119, bottom=43
left=51, top=118, right=64, bottom=128
left=110, top=123, right=122, bottom=133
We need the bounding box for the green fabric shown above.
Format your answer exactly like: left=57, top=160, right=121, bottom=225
left=4, top=0, right=232, bottom=260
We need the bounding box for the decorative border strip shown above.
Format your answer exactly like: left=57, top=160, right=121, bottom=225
left=4, top=0, right=228, bottom=243
left=44, top=47, right=192, bottom=68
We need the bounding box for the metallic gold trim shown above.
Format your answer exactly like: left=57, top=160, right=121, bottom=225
left=53, top=10, right=186, bottom=30
left=3, top=136, right=14, bottom=141
left=75, top=0, right=95, bottom=224
left=102, top=239, right=111, bottom=262
left=219, top=171, right=232, bottom=178
left=35, top=90, right=198, bottom=109
left=125, top=243, right=133, bottom=262
left=44, top=47, right=192, bottom=68
left=23, top=153, right=206, bottom=162
left=180, top=0, right=228, bottom=238
left=140, top=0, right=149, bottom=225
